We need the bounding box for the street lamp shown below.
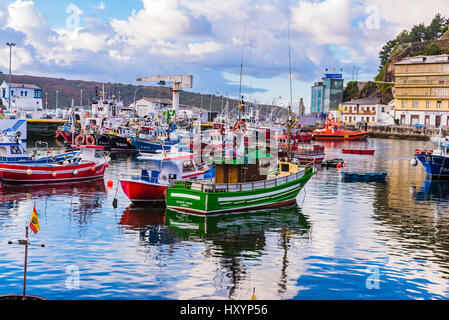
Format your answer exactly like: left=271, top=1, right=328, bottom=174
left=6, top=42, right=16, bottom=110
left=80, top=89, right=83, bottom=107
left=56, top=90, right=59, bottom=110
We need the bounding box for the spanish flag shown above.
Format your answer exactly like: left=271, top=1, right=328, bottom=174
left=29, top=206, right=40, bottom=234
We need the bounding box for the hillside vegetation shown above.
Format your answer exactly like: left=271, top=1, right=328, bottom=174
left=356, top=13, right=449, bottom=103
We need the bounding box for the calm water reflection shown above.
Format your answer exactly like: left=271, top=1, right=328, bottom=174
left=0, top=138, right=448, bottom=299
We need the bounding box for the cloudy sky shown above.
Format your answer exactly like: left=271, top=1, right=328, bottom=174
left=0, top=0, right=448, bottom=111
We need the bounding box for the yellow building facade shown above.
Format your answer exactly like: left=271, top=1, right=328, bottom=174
left=394, top=55, right=449, bottom=127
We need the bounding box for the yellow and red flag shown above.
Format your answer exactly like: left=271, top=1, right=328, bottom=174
left=29, top=206, right=40, bottom=234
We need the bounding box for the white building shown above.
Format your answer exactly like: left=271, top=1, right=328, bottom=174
left=0, top=81, right=43, bottom=111
left=132, top=97, right=171, bottom=118
left=132, top=97, right=202, bottom=120
left=336, top=96, right=394, bottom=125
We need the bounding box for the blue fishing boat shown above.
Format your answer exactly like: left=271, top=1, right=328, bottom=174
left=413, top=128, right=449, bottom=179
left=341, top=172, right=387, bottom=181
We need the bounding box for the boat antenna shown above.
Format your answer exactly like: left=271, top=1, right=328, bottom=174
left=286, top=0, right=293, bottom=160
left=238, top=20, right=247, bottom=121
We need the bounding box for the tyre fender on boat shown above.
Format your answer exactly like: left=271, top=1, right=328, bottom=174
left=233, top=121, right=247, bottom=134
left=86, top=135, right=95, bottom=145
left=75, top=135, right=85, bottom=145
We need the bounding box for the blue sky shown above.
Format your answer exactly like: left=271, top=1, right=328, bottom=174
left=1, top=0, right=449, bottom=111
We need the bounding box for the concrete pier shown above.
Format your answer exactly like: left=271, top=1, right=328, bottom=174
left=368, top=125, right=446, bottom=140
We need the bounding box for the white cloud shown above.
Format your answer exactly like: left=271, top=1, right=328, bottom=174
left=110, top=0, right=193, bottom=44
left=291, top=0, right=352, bottom=45
left=0, top=46, right=32, bottom=70
left=93, top=2, right=106, bottom=11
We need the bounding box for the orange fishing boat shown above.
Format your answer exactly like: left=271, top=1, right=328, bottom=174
left=313, top=118, right=368, bottom=141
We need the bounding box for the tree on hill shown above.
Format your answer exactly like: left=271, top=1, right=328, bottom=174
left=423, top=43, right=442, bottom=55
left=343, top=81, right=360, bottom=102
left=378, top=13, right=449, bottom=71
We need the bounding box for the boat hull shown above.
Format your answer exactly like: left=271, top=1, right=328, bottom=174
left=0, top=162, right=106, bottom=183
left=130, top=137, right=179, bottom=153
left=415, top=153, right=449, bottom=179
left=313, top=133, right=368, bottom=141
left=120, top=180, right=167, bottom=203
left=94, top=134, right=136, bottom=152
left=294, top=153, right=325, bottom=164
left=166, top=167, right=316, bottom=215
left=342, top=149, right=375, bottom=155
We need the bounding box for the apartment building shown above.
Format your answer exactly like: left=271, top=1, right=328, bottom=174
left=394, top=54, right=449, bottom=127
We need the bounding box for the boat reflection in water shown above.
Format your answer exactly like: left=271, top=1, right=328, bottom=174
left=119, top=206, right=178, bottom=245
left=413, top=179, right=449, bottom=202
left=0, top=178, right=107, bottom=223
left=119, top=205, right=312, bottom=299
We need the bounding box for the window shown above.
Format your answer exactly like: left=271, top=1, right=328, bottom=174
left=20, top=91, right=23, bottom=97
left=426, top=101, right=430, bottom=108
left=413, top=101, right=419, bottom=108
left=2, top=89, right=5, bottom=98
left=11, top=90, right=14, bottom=96
left=402, top=101, right=406, bottom=108
left=437, top=101, right=442, bottom=109
left=381, top=107, right=385, bottom=113
left=25, top=91, right=27, bottom=97
left=183, top=160, right=195, bottom=172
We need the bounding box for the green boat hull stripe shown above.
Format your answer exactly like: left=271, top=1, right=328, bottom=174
left=218, top=182, right=302, bottom=202
left=170, top=193, right=201, bottom=201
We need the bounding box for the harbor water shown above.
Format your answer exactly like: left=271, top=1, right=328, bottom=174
left=0, top=138, right=448, bottom=300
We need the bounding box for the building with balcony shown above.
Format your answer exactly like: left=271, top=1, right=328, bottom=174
left=310, top=71, right=344, bottom=116
left=337, top=96, right=393, bottom=125
left=394, top=54, right=449, bottom=127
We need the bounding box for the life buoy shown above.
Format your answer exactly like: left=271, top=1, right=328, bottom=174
left=75, top=135, right=85, bottom=145
left=86, top=135, right=95, bottom=145
left=233, top=121, right=246, bottom=134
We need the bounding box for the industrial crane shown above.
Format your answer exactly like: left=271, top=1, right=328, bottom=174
left=136, top=75, right=193, bottom=119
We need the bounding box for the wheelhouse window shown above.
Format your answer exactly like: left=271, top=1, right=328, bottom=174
left=183, top=160, right=195, bottom=172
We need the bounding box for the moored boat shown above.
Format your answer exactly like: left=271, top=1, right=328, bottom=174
left=341, top=172, right=387, bottom=181
left=313, top=119, right=368, bottom=141
left=0, top=145, right=109, bottom=184
left=413, top=128, right=449, bottom=179
left=342, top=149, right=375, bottom=155
left=120, top=152, right=211, bottom=203
left=166, top=149, right=316, bottom=215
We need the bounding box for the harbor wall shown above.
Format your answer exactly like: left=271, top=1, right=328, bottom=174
left=367, top=125, right=446, bottom=140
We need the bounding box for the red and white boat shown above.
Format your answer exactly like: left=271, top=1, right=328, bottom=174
left=0, top=145, right=109, bottom=184
left=294, top=145, right=325, bottom=164
left=120, top=150, right=211, bottom=203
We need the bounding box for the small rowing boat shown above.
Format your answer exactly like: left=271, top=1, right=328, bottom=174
left=341, top=172, right=387, bottom=181
left=342, top=149, right=375, bottom=155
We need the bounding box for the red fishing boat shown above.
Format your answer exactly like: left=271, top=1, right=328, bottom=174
left=342, top=149, right=375, bottom=155
left=0, top=145, right=109, bottom=184
left=313, top=118, right=368, bottom=141
left=120, top=151, right=210, bottom=203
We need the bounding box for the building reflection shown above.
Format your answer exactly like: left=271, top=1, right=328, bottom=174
left=119, top=205, right=311, bottom=299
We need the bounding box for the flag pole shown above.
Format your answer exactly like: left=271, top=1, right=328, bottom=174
left=23, top=225, right=29, bottom=299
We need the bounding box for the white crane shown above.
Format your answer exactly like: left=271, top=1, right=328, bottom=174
left=136, top=75, right=193, bottom=119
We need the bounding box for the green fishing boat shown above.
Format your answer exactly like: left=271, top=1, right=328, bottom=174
left=166, top=148, right=316, bottom=215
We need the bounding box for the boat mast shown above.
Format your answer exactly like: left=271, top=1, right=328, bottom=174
left=286, top=1, right=293, bottom=160
left=238, top=21, right=246, bottom=121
